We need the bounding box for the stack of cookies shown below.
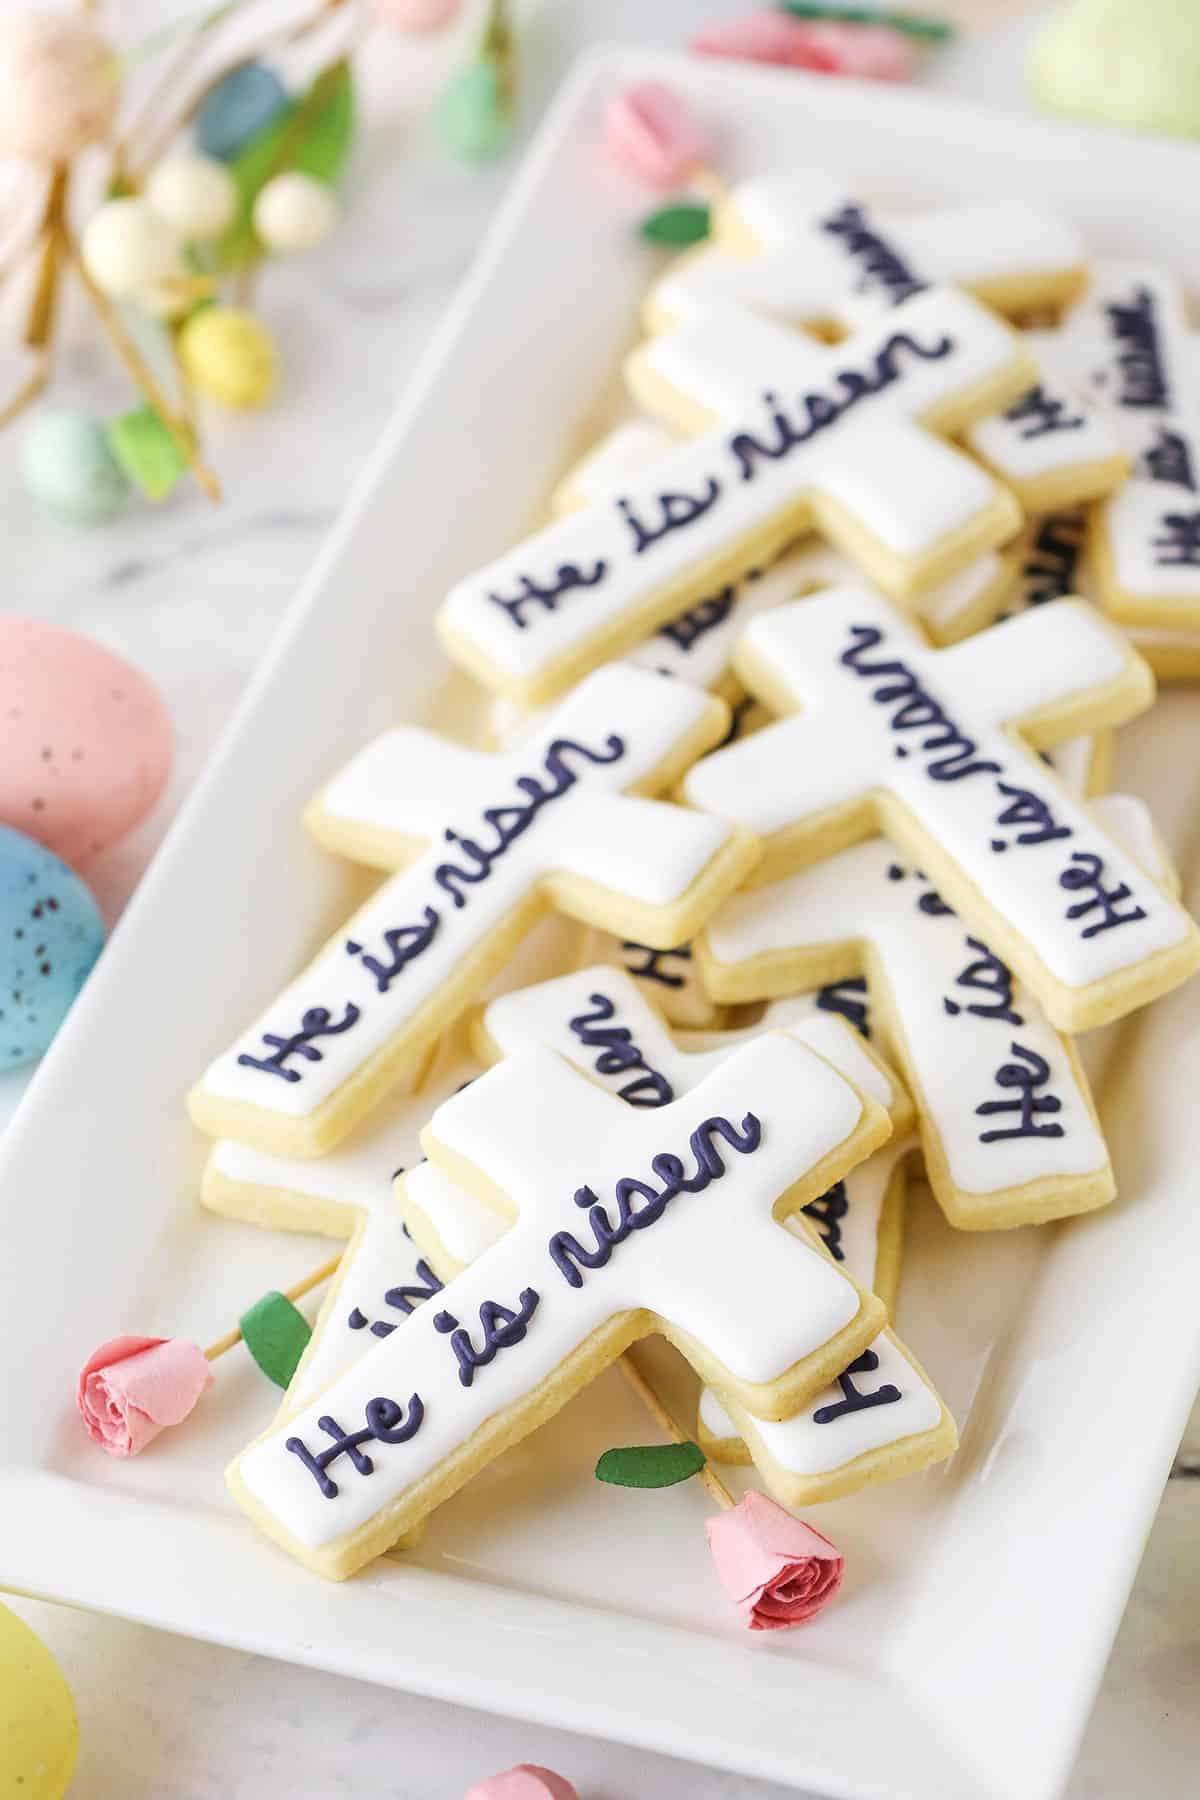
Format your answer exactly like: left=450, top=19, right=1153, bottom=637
left=188, top=160, right=1200, bottom=1582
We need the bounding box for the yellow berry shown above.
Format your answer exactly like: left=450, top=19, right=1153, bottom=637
left=179, top=307, right=279, bottom=410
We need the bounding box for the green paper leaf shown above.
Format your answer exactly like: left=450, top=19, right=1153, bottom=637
left=217, top=58, right=355, bottom=270
left=638, top=202, right=711, bottom=248
left=595, top=1441, right=707, bottom=1489
left=239, top=1291, right=311, bottom=1389
left=776, top=1, right=955, bottom=40
left=107, top=405, right=188, bottom=501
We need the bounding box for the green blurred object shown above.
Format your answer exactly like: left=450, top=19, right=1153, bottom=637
left=108, top=405, right=188, bottom=501
left=436, top=0, right=514, bottom=162
left=595, top=1441, right=708, bottom=1489
left=639, top=201, right=712, bottom=247
left=1032, top=0, right=1200, bottom=140
left=217, top=58, right=355, bottom=269
left=777, top=2, right=954, bottom=40
left=238, top=1290, right=311, bottom=1387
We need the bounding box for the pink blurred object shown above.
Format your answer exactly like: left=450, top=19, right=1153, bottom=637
left=705, top=1490, right=845, bottom=1630
left=0, top=617, right=172, bottom=872
left=464, top=1766, right=578, bottom=1800
left=371, top=0, right=461, bottom=32
left=603, top=80, right=713, bottom=189
left=691, top=10, right=917, bottom=81
left=77, top=1335, right=212, bottom=1457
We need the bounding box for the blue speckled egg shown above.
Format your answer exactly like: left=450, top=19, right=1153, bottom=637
left=0, top=826, right=104, bottom=1067
left=22, top=410, right=130, bottom=527
left=195, top=63, right=289, bottom=162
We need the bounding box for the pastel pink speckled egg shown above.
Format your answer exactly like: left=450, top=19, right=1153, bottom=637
left=0, top=619, right=173, bottom=870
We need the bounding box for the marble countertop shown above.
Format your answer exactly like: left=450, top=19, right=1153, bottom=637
left=2, top=3, right=1196, bottom=1795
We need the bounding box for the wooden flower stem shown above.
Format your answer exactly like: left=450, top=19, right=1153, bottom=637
left=619, top=1351, right=736, bottom=1510
left=203, top=1254, right=341, bottom=1361
left=66, top=236, right=224, bottom=503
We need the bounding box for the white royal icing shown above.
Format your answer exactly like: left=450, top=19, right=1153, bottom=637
left=649, top=166, right=1083, bottom=333
left=554, top=418, right=677, bottom=513
left=584, top=929, right=722, bottom=1029
left=632, top=296, right=1013, bottom=557
left=235, top=1039, right=874, bottom=1552
left=197, top=666, right=736, bottom=1126
left=964, top=350, right=1124, bottom=490
left=685, top=587, right=1191, bottom=993
left=479, top=965, right=903, bottom=1123
left=438, top=288, right=1026, bottom=689
left=704, top=838, right=1109, bottom=1197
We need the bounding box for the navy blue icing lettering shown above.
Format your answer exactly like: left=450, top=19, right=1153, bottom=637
left=240, top=731, right=630, bottom=1082
left=944, top=936, right=1024, bottom=1026
left=346, top=911, right=440, bottom=992
left=976, top=1041, right=1065, bottom=1143
left=236, top=1003, right=361, bottom=1083
left=727, top=331, right=955, bottom=482
left=801, top=1180, right=848, bottom=1261
left=548, top=1112, right=762, bottom=1288
left=433, top=1288, right=540, bottom=1388
left=818, top=202, right=925, bottom=305
left=1021, top=513, right=1083, bottom=606
left=285, top=1395, right=425, bottom=1499
left=1143, top=424, right=1197, bottom=491
left=839, top=624, right=1003, bottom=783
left=432, top=735, right=625, bottom=911
left=1003, top=385, right=1086, bottom=440
left=989, top=780, right=1072, bottom=852
left=812, top=1349, right=902, bottom=1425
left=1103, top=285, right=1171, bottom=410
left=657, top=585, right=736, bottom=653
left=1059, top=850, right=1148, bottom=938
left=622, top=940, right=691, bottom=993
left=619, top=479, right=722, bottom=555
left=567, top=992, right=674, bottom=1108
left=815, top=976, right=871, bottom=1039
left=486, top=559, right=608, bottom=630
left=346, top=1257, right=444, bottom=1340
left=1152, top=509, right=1200, bottom=568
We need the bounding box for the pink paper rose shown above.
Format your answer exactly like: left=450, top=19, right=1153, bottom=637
left=603, top=80, right=712, bottom=190
left=706, top=1490, right=844, bottom=1630
left=77, top=1335, right=212, bottom=1457
left=465, top=1766, right=578, bottom=1800
left=692, top=11, right=916, bottom=82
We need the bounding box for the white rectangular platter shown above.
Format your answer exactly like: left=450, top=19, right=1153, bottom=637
left=2, top=49, right=1199, bottom=1800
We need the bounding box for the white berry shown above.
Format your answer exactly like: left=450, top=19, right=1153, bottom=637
left=252, top=172, right=337, bottom=253
left=81, top=197, right=180, bottom=300
left=145, top=153, right=238, bottom=241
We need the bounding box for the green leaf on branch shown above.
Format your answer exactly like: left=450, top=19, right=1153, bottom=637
left=239, top=1290, right=311, bottom=1388
left=217, top=58, right=355, bottom=269
left=107, top=405, right=188, bottom=501
left=638, top=202, right=711, bottom=248
left=595, top=1441, right=708, bottom=1489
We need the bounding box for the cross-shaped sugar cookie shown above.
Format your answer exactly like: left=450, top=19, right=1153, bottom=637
left=625, top=295, right=1027, bottom=602
left=1037, top=263, right=1200, bottom=629
left=697, top=840, right=1115, bottom=1230
left=694, top=1137, right=953, bottom=1507
left=189, top=665, right=758, bottom=1158
left=644, top=167, right=1085, bottom=336
left=470, top=968, right=951, bottom=1508
left=682, top=586, right=1200, bottom=1033
left=437, top=288, right=1033, bottom=706
left=229, top=1038, right=892, bottom=1578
